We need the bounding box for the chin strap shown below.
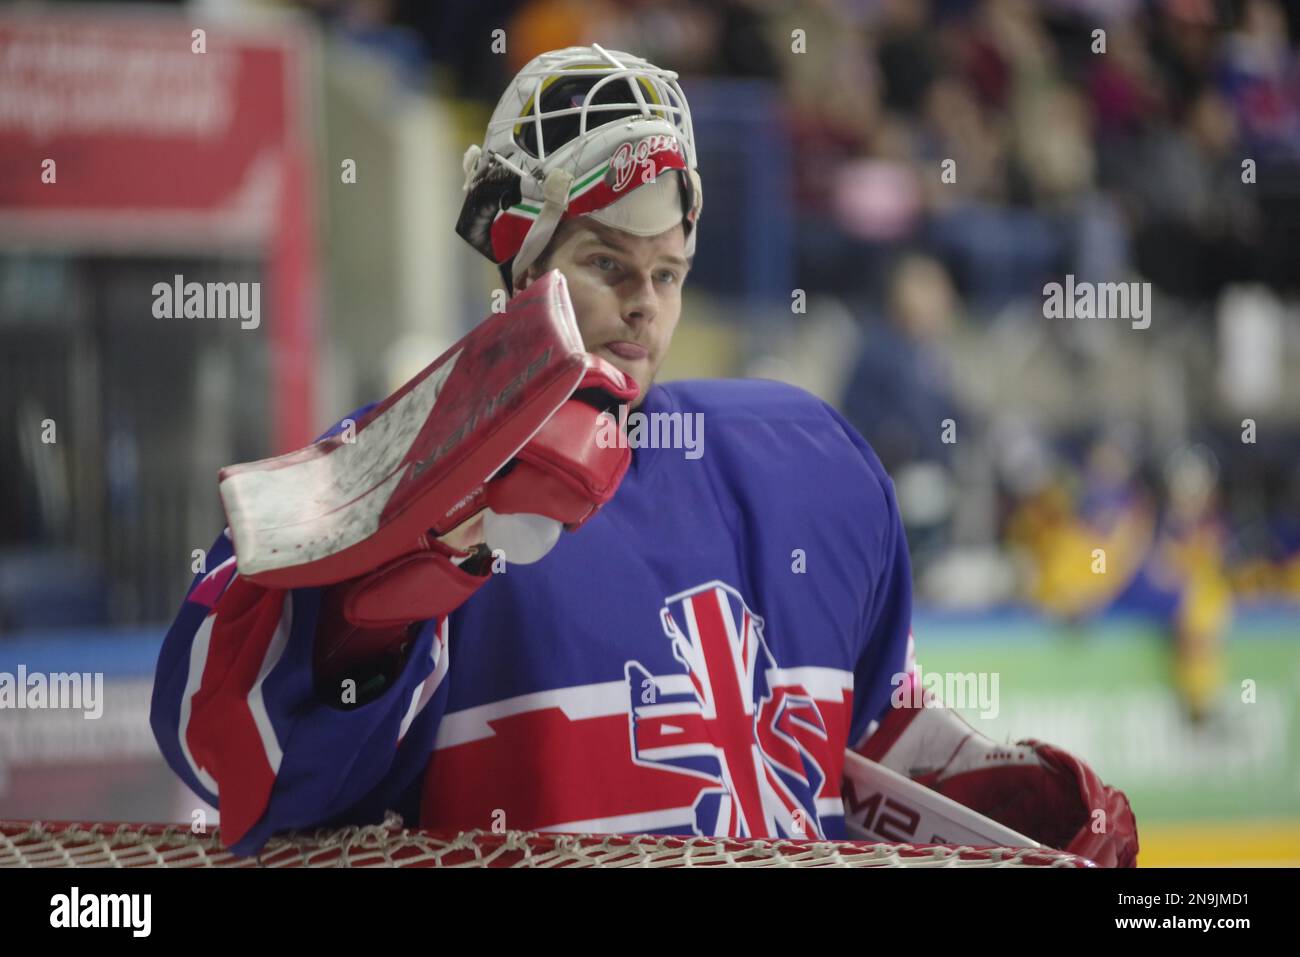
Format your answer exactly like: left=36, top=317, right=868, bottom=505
left=461, top=144, right=483, bottom=192
left=512, top=168, right=576, bottom=286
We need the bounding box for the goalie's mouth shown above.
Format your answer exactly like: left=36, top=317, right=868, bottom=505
left=602, top=340, right=649, bottom=360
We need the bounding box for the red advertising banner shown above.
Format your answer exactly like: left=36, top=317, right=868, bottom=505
left=0, top=12, right=308, bottom=247
left=0, top=10, right=320, bottom=450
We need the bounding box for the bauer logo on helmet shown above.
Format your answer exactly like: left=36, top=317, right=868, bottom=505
left=608, top=134, right=683, bottom=193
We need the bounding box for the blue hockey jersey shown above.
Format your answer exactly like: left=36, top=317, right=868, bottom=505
left=150, top=378, right=914, bottom=855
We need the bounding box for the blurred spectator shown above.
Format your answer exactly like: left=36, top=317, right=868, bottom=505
left=1005, top=430, right=1156, bottom=621
left=876, top=0, right=942, bottom=114
left=841, top=254, right=967, bottom=565
left=1217, top=0, right=1300, bottom=156
left=842, top=253, right=963, bottom=472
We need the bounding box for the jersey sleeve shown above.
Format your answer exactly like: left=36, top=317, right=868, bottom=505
left=819, top=403, right=916, bottom=751
left=149, top=405, right=451, bottom=856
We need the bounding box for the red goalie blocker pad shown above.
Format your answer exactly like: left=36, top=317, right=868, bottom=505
left=218, top=270, right=589, bottom=589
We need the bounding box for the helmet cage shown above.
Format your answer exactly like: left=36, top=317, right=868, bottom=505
left=457, top=45, right=702, bottom=288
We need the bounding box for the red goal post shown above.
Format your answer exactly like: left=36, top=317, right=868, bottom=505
left=0, top=815, right=1094, bottom=868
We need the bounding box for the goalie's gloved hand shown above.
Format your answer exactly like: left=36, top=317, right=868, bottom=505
left=860, top=702, right=1139, bottom=867
left=995, top=738, right=1139, bottom=868
left=314, top=355, right=636, bottom=687
left=483, top=353, right=636, bottom=558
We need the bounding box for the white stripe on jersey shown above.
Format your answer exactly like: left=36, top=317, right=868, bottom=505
left=179, top=614, right=221, bottom=800
left=434, top=666, right=852, bottom=749
left=245, top=592, right=293, bottom=774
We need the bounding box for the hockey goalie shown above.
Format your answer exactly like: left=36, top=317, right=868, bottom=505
left=150, top=45, right=1137, bottom=867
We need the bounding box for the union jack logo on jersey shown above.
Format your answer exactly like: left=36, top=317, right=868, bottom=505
left=624, top=581, right=833, bottom=839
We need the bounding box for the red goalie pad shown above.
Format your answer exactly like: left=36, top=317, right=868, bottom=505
left=218, top=270, right=589, bottom=589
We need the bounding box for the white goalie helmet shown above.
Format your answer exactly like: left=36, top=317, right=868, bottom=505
left=456, top=44, right=704, bottom=290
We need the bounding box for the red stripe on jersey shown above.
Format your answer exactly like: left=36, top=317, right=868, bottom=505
left=418, top=690, right=851, bottom=834
left=185, top=577, right=283, bottom=847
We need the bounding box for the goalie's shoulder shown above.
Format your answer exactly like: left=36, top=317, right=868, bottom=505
left=656, top=377, right=890, bottom=477
left=654, top=377, right=838, bottom=423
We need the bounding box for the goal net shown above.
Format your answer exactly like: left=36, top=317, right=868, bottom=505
left=0, top=814, right=1094, bottom=868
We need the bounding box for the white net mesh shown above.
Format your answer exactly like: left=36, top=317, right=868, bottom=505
left=0, top=814, right=1094, bottom=868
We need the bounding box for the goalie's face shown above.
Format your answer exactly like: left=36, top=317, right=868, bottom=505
left=519, top=218, right=688, bottom=407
